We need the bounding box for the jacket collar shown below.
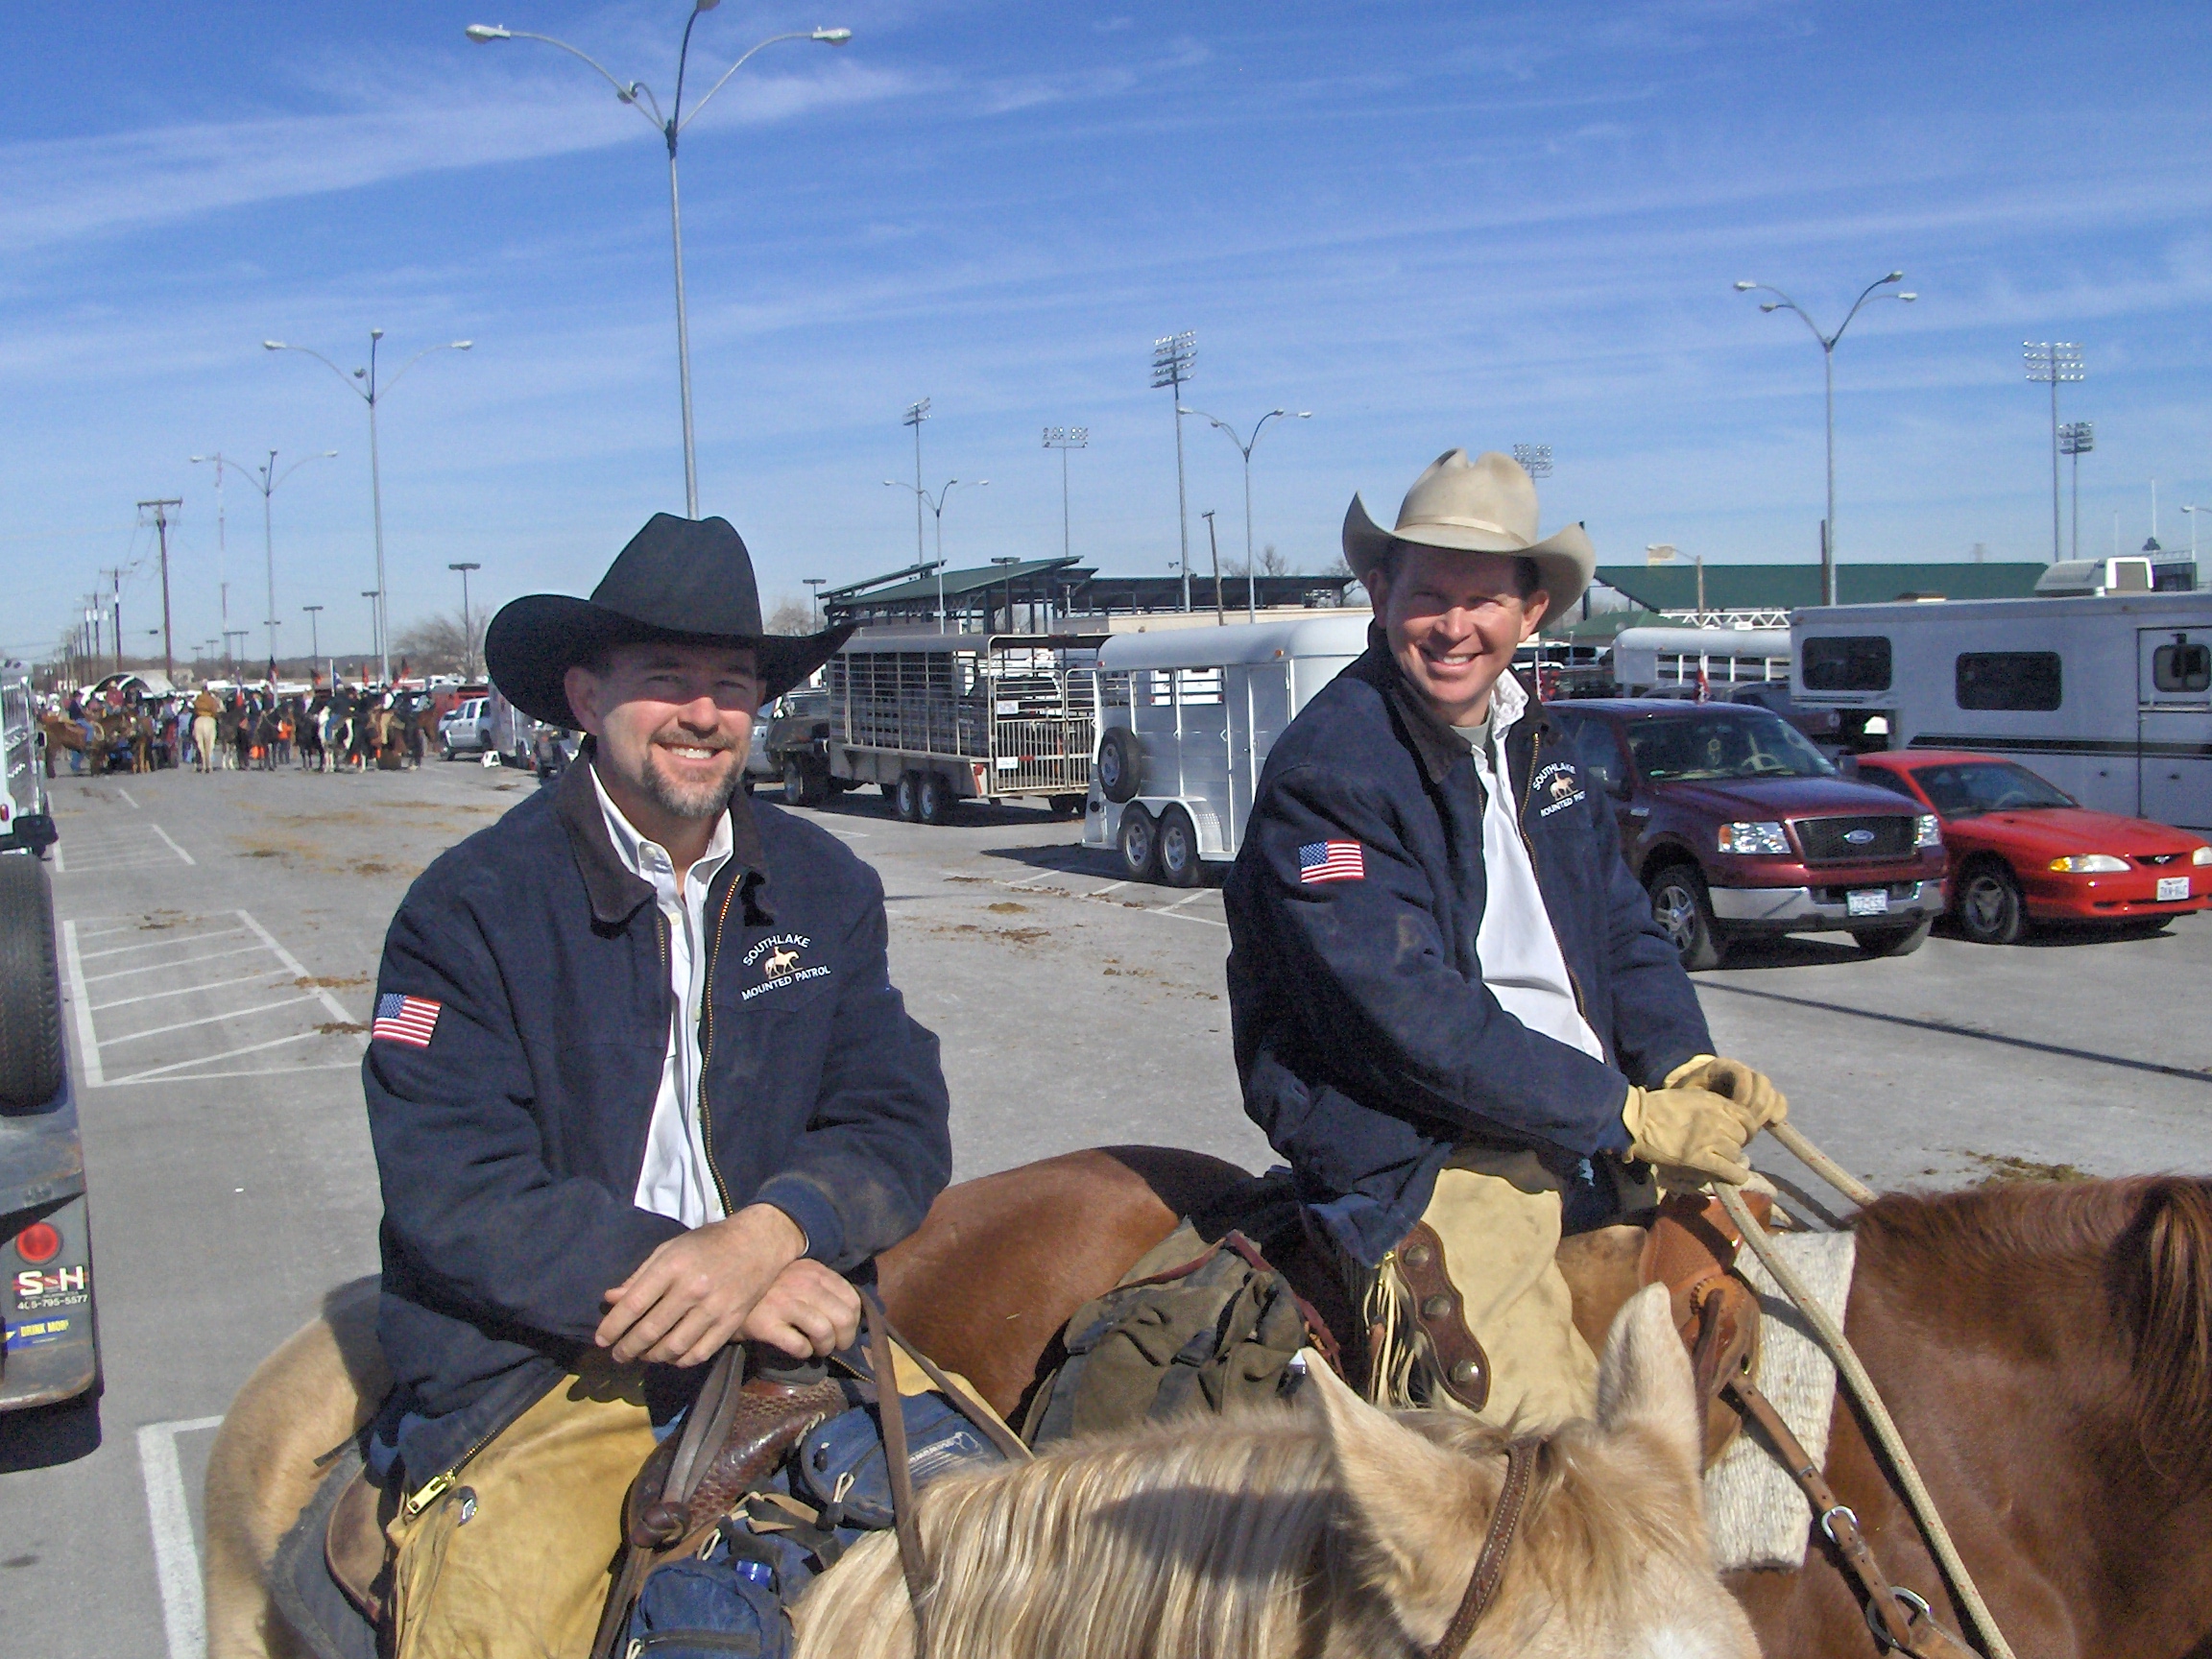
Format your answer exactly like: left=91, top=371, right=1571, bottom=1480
left=1353, top=623, right=1551, bottom=790
left=554, top=740, right=767, bottom=928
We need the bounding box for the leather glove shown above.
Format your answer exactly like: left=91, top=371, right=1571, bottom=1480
left=1620, top=1085, right=1759, bottom=1186
left=1663, top=1053, right=1789, bottom=1131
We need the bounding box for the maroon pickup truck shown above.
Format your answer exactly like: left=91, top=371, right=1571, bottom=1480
left=1545, top=699, right=1947, bottom=968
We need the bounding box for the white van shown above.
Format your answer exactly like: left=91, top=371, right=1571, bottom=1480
left=1082, top=612, right=1373, bottom=884
left=1791, top=592, right=2212, bottom=830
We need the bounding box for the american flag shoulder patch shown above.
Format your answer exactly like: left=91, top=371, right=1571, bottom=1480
left=373, top=992, right=442, bottom=1048
left=1297, top=840, right=1365, bottom=884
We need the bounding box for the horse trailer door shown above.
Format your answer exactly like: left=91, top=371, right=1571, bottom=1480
left=2138, top=628, right=2212, bottom=830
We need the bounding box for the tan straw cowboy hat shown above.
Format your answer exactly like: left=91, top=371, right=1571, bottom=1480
left=1342, top=448, right=1596, bottom=612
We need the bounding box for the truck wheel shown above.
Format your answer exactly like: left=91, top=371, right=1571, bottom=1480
left=782, top=758, right=828, bottom=808
left=1853, top=918, right=1931, bottom=957
left=1118, top=805, right=1159, bottom=881
left=895, top=771, right=923, bottom=823
left=1096, top=728, right=1142, bottom=804
left=1957, top=862, right=2027, bottom=946
left=917, top=771, right=958, bottom=827
left=1157, top=805, right=1201, bottom=888
left=0, top=855, right=66, bottom=1110
left=1645, top=864, right=1724, bottom=971
left=1047, top=793, right=1084, bottom=819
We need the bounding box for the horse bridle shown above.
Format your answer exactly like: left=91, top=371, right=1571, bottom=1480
left=1428, top=1433, right=1544, bottom=1659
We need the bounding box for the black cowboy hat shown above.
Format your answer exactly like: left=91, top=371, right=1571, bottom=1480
left=484, top=513, right=852, bottom=729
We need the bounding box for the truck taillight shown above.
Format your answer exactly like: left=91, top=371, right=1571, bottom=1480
left=14, top=1221, right=60, bottom=1264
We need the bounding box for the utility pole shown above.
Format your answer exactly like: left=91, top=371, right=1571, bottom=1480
left=137, top=498, right=181, bottom=685
left=2024, top=343, right=2084, bottom=563
left=903, top=399, right=930, bottom=566
left=2059, top=421, right=2094, bottom=562
left=1042, top=426, right=1089, bottom=563
left=1151, top=332, right=1196, bottom=611
left=100, top=566, right=125, bottom=677
left=448, top=562, right=482, bottom=678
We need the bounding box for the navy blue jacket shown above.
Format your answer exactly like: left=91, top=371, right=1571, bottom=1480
left=1224, top=641, right=1711, bottom=1266
left=366, top=755, right=951, bottom=1481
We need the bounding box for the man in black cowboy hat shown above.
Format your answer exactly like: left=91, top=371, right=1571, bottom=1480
left=361, top=515, right=951, bottom=1655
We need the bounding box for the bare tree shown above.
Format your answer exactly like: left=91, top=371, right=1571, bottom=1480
left=765, top=596, right=814, bottom=636
left=390, top=609, right=490, bottom=677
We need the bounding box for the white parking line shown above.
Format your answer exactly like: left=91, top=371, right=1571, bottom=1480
left=138, top=1415, right=225, bottom=1659
left=108, top=1028, right=327, bottom=1085
left=239, top=910, right=365, bottom=1033
left=48, top=841, right=63, bottom=872
left=93, top=968, right=290, bottom=1013
left=80, top=926, right=247, bottom=960
left=98, top=994, right=320, bottom=1047
left=60, top=922, right=104, bottom=1089
left=150, top=824, right=196, bottom=865
left=116, top=787, right=140, bottom=809
left=1159, top=890, right=1213, bottom=912
left=82, top=943, right=269, bottom=984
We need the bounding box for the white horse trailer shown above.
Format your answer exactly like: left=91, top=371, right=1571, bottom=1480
left=1791, top=592, right=2212, bottom=830
left=1607, top=626, right=1791, bottom=693
left=1082, top=612, right=1373, bottom=884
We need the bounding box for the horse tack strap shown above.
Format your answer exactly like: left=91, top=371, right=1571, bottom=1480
left=1428, top=1434, right=1542, bottom=1659
left=861, top=1289, right=931, bottom=1632
left=1725, top=1378, right=1982, bottom=1659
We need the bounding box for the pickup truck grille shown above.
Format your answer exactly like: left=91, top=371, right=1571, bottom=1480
left=1796, top=814, right=1916, bottom=862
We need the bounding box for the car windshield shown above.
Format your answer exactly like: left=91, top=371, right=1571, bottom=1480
left=1908, top=760, right=2074, bottom=816
left=1624, top=711, right=1836, bottom=782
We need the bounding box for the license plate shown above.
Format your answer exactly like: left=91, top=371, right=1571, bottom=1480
left=1846, top=888, right=1889, bottom=917
left=2158, top=876, right=2189, bottom=902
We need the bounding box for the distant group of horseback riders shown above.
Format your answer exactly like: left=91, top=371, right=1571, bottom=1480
left=43, top=681, right=443, bottom=776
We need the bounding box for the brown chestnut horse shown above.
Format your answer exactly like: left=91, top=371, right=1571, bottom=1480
left=205, top=1149, right=2212, bottom=1659
left=874, top=1148, right=2212, bottom=1659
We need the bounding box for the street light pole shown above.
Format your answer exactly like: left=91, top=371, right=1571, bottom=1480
left=467, top=13, right=852, bottom=517
left=265, top=335, right=469, bottom=684
left=447, top=562, right=482, bottom=678
left=1042, top=426, right=1089, bottom=563
left=1735, top=273, right=1916, bottom=606
left=884, top=478, right=987, bottom=631
left=1151, top=333, right=1196, bottom=611
left=1182, top=405, right=1311, bottom=621
left=195, top=448, right=337, bottom=675
left=302, top=605, right=325, bottom=687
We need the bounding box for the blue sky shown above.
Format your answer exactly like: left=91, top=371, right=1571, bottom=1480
left=6, top=1, right=2210, bottom=666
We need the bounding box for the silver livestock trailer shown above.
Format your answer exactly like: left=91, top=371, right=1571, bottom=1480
left=1082, top=612, right=1373, bottom=884
left=804, top=630, right=1104, bottom=824
left=1791, top=591, right=2212, bottom=830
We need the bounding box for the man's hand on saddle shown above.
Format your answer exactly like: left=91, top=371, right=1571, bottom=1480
left=1621, top=1054, right=1788, bottom=1188
left=596, top=1202, right=862, bottom=1367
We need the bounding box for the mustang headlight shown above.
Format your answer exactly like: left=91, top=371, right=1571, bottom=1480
left=2048, top=854, right=2129, bottom=874
left=1718, top=821, right=1791, bottom=855
left=1915, top=814, right=1942, bottom=849
left=2193, top=845, right=2212, bottom=867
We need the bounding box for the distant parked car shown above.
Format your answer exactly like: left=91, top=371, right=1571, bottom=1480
left=1850, top=749, right=2212, bottom=944
left=1546, top=700, right=1948, bottom=968
left=1723, top=680, right=1843, bottom=741
left=438, top=697, right=491, bottom=759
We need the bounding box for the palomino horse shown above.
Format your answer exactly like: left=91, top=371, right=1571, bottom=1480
left=204, top=1148, right=2212, bottom=1657
left=789, top=1285, right=1758, bottom=1659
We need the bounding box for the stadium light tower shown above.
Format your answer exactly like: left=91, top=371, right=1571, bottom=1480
left=1734, top=272, right=1916, bottom=605
left=1151, top=332, right=1197, bottom=611
left=1512, top=444, right=1553, bottom=480
left=2025, top=345, right=2086, bottom=564
left=1042, top=426, right=1089, bottom=563
left=2058, top=420, right=2095, bottom=562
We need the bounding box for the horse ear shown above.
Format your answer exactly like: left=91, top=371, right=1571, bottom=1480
left=1304, top=1353, right=1483, bottom=1640
left=1595, top=1283, right=1702, bottom=1479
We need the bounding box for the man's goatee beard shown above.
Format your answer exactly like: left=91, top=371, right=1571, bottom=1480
left=640, top=751, right=738, bottom=820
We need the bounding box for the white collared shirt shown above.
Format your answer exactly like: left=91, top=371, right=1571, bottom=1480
left=591, top=765, right=734, bottom=1229
left=1456, top=673, right=1607, bottom=1063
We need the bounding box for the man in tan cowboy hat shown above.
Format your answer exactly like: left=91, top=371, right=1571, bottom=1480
left=1224, top=449, right=1785, bottom=1427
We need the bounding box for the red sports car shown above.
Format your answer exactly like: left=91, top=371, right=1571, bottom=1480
left=1852, top=749, right=2212, bottom=944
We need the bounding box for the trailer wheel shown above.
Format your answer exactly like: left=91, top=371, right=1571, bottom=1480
left=1157, top=805, right=1202, bottom=888
left=1096, top=729, right=1142, bottom=804
left=0, top=854, right=66, bottom=1110
left=917, top=771, right=959, bottom=827
left=895, top=772, right=923, bottom=823
left=1046, top=793, right=1084, bottom=819
left=1118, top=805, right=1159, bottom=881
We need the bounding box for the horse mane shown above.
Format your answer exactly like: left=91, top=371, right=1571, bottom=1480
left=792, top=1394, right=1719, bottom=1659
left=1856, top=1177, right=2212, bottom=1479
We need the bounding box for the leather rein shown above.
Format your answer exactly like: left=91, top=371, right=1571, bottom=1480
left=1428, top=1433, right=1544, bottom=1659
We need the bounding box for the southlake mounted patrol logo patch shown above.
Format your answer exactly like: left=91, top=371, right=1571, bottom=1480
left=741, top=933, right=830, bottom=1002
left=1532, top=760, right=1586, bottom=818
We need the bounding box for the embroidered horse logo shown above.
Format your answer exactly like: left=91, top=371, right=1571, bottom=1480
left=762, top=946, right=801, bottom=977
left=1549, top=770, right=1576, bottom=803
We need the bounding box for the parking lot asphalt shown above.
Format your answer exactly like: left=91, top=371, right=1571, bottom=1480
left=5, top=758, right=2209, bottom=1658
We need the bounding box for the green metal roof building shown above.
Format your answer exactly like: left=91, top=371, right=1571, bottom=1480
left=1594, top=562, right=2047, bottom=614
